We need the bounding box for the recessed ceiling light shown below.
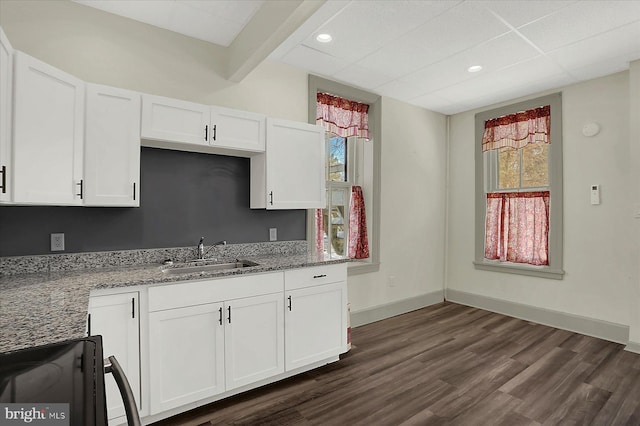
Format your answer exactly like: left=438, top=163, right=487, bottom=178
left=316, top=33, right=333, bottom=43
left=468, top=65, right=483, bottom=73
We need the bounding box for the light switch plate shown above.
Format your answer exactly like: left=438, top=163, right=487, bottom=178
left=269, top=228, right=277, bottom=242
left=51, top=233, right=65, bottom=251
left=590, top=184, right=600, bottom=205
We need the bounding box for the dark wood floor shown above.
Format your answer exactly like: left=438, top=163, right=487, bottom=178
left=151, top=302, right=640, bottom=426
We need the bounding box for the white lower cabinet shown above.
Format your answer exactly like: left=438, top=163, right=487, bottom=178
left=88, top=292, right=142, bottom=424
left=148, top=302, right=226, bottom=413
left=284, top=264, right=348, bottom=371
left=97, top=265, right=346, bottom=423
left=148, top=292, right=284, bottom=413
left=285, top=281, right=347, bottom=371
left=224, top=293, right=284, bottom=390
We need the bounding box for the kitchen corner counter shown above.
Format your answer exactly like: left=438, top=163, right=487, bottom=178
left=0, top=249, right=348, bottom=354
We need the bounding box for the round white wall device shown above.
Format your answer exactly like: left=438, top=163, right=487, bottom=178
left=582, top=122, right=600, bottom=137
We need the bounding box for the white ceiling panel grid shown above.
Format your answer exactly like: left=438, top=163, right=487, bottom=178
left=76, top=0, right=640, bottom=115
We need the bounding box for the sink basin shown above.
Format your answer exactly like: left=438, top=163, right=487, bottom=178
left=162, top=260, right=259, bottom=275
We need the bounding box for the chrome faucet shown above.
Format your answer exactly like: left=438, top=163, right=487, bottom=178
left=197, top=237, right=205, bottom=260
left=195, top=237, right=227, bottom=261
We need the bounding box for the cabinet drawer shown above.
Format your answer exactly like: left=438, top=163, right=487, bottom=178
left=284, top=263, right=347, bottom=290
left=149, top=272, right=283, bottom=312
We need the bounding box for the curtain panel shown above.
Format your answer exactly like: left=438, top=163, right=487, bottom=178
left=317, top=92, right=370, bottom=139
left=485, top=191, right=550, bottom=266
left=482, top=105, right=550, bottom=152
left=314, top=208, right=324, bottom=254
left=348, top=186, right=369, bottom=259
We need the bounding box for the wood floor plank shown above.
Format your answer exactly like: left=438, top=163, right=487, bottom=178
left=151, top=302, right=640, bottom=426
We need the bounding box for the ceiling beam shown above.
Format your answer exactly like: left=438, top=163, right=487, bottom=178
left=226, top=0, right=325, bottom=82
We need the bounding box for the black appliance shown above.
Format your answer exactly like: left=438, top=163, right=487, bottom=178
left=0, top=336, right=140, bottom=426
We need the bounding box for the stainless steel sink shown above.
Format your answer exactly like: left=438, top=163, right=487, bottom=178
left=161, top=260, right=259, bottom=275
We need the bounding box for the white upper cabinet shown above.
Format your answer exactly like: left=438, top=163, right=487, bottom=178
left=141, top=94, right=210, bottom=146
left=210, top=106, right=265, bottom=153
left=141, top=94, right=266, bottom=156
left=85, top=84, right=141, bottom=207
left=251, top=118, right=325, bottom=209
left=0, top=27, right=13, bottom=203
left=12, top=51, right=84, bottom=205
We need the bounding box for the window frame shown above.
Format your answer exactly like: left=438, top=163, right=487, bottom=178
left=474, top=93, right=564, bottom=279
left=324, top=134, right=352, bottom=259
left=308, top=75, right=381, bottom=275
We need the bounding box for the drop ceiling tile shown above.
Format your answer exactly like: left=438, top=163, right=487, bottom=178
left=268, top=1, right=351, bottom=60
left=565, top=54, right=638, bottom=81
left=406, top=1, right=511, bottom=63
left=548, top=21, right=640, bottom=71
left=331, top=64, right=395, bottom=90
left=355, top=37, right=441, bottom=80
left=279, top=45, right=348, bottom=76
left=478, top=0, right=577, bottom=28
left=375, top=79, right=427, bottom=102
left=431, top=56, right=571, bottom=105
left=399, top=32, right=538, bottom=94
left=302, top=0, right=461, bottom=61
left=410, top=92, right=469, bottom=115
left=168, top=2, right=243, bottom=46
left=518, top=1, right=640, bottom=52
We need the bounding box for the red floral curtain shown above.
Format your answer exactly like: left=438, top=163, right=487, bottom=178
left=317, top=93, right=370, bottom=139
left=348, top=186, right=369, bottom=259
left=485, top=191, right=550, bottom=266
left=482, top=105, right=550, bottom=152
left=314, top=208, right=324, bottom=254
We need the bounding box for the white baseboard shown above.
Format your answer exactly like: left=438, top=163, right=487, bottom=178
left=350, top=290, right=444, bottom=328
left=445, top=289, right=629, bottom=345
left=625, top=340, right=640, bottom=354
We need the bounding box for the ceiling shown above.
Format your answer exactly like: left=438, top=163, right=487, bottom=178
left=76, top=0, right=640, bottom=115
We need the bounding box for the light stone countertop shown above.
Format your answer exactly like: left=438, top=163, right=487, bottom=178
left=0, top=250, right=347, bottom=354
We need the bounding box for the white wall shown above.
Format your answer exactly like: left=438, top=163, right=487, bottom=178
left=447, top=72, right=636, bottom=328
left=628, top=60, right=640, bottom=347
left=0, top=0, right=449, bottom=316
left=348, top=97, right=447, bottom=312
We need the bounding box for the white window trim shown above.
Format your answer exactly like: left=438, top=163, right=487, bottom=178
left=474, top=93, right=564, bottom=279
left=308, top=75, right=381, bottom=275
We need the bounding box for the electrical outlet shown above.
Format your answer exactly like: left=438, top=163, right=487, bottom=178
left=269, top=228, right=277, bottom=242
left=51, top=233, right=65, bottom=251
left=388, top=276, right=396, bottom=287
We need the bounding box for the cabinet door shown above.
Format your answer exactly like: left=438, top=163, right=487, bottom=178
left=85, top=84, right=140, bottom=206
left=88, top=292, right=141, bottom=422
left=224, top=293, right=284, bottom=390
left=13, top=51, right=84, bottom=205
left=255, top=118, right=325, bottom=209
left=285, top=281, right=347, bottom=371
left=149, top=302, right=225, bottom=414
left=0, top=27, right=12, bottom=203
left=210, top=106, right=265, bottom=153
left=141, top=94, right=209, bottom=146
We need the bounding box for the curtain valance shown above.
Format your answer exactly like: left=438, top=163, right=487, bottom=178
left=317, top=93, right=370, bottom=139
left=482, top=105, right=550, bottom=152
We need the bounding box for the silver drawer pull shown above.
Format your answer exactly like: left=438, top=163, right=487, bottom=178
left=313, top=274, right=327, bottom=279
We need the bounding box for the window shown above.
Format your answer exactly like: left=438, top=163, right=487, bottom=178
left=308, top=76, right=380, bottom=274
left=474, top=93, right=564, bottom=279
